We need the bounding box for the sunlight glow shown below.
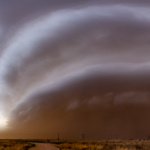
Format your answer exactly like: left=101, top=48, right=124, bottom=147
left=0, top=115, right=7, bottom=128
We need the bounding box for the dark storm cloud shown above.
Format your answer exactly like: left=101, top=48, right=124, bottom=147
left=9, top=64, right=150, bottom=138
left=2, top=5, right=150, bottom=90
left=0, top=0, right=150, bottom=138
left=8, top=64, right=150, bottom=137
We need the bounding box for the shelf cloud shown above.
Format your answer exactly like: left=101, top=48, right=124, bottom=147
left=0, top=0, right=150, bottom=138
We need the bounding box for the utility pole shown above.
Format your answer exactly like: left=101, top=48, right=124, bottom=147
left=57, top=133, right=60, bottom=141
left=82, top=133, right=85, bottom=140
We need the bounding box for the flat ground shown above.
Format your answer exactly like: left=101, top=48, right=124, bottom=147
left=53, top=139, right=150, bottom=150
left=30, top=143, right=59, bottom=150
left=0, top=139, right=150, bottom=150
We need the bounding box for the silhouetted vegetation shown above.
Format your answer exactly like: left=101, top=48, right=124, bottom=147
left=0, top=140, right=35, bottom=150
left=1, top=139, right=150, bottom=150
left=51, top=139, right=150, bottom=150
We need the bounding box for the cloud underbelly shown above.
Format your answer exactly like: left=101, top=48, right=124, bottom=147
left=0, top=2, right=150, bottom=138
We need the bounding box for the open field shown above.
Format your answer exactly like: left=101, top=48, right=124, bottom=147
left=52, top=140, right=150, bottom=150
left=0, top=139, right=150, bottom=150
left=22, top=139, right=150, bottom=150
left=0, top=140, right=35, bottom=150
left=30, top=143, right=59, bottom=150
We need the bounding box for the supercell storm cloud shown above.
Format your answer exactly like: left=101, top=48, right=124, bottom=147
left=0, top=0, right=150, bottom=138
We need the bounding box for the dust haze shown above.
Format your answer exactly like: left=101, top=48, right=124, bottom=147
left=0, top=0, right=150, bottom=139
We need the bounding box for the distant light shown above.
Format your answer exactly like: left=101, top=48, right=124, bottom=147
left=0, top=115, right=7, bottom=128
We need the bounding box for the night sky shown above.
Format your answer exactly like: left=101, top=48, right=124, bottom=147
left=0, top=0, right=150, bottom=139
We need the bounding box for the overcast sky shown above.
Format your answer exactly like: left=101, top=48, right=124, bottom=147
left=0, top=0, right=150, bottom=139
